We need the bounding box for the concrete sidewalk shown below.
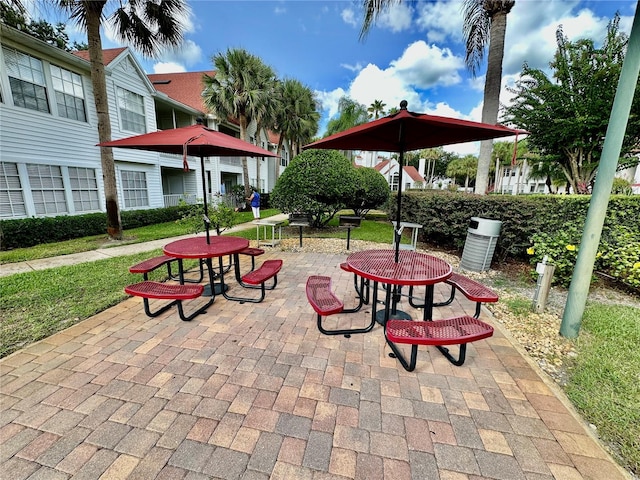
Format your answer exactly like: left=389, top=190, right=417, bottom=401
left=0, top=214, right=289, bottom=278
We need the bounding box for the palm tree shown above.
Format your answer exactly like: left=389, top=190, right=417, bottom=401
left=251, top=62, right=279, bottom=191
left=360, top=1, right=515, bottom=195
left=57, top=0, right=187, bottom=239
left=273, top=78, right=320, bottom=178
left=446, top=154, right=478, bottom=192
left=325, top=97, right=369, bottom=161
left=463, top=0, right=516, bottom=195
left=325, top=97, right=368, bottom=136
left=202, top=48, right=276, bottom=197
left=367, top=99, right=386, bottom=119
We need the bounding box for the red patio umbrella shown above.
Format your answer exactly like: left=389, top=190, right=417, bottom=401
left=304, top=100, right=527, bottom=261
left=99, top=120, right=277, bottom=243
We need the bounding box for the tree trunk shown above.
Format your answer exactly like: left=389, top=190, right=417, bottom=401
left=239, top=116, right=251, bottom=198
left=474, top=10, right=508, bottom=195
left=86, top=3, right=122, bottom=240
left=254, top=123, right=261, bottom=192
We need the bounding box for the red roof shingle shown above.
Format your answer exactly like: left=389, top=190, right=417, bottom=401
left=72, top=47, right=126, bottom=65
left=148, top=71, right=214, bottom=113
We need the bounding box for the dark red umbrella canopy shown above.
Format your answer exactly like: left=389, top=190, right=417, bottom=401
left=304, top=102, right=527, bottom=152
left=98, top=123, right=277, bottom=160
left=98, top=121, right=276, bottom=244
left=304, top=101, right=527, bottom=261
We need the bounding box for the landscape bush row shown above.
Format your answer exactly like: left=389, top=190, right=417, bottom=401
left=0, top=204, right=194, bottom=250
left=396, top=190, right=640, bottom=290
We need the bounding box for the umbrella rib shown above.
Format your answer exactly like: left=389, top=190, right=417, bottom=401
left=183, top=134, right=205, bottom=171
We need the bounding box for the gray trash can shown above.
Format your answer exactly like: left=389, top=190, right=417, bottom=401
left=460, top=217, right=502, bottom=272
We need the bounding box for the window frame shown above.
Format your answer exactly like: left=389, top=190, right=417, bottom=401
left=116, top=86, right=146, bottom=134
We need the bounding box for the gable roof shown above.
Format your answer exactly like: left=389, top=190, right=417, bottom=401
left=374, top=160, right=390, bottom=172
left=72, top=47, right=126, bottom=65
left=404, top=165, right=425, bottom=183
left=148, top=71, right=214, bottom=112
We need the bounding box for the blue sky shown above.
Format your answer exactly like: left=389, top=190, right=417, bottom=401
left=38, top=0, right=638, bottom=154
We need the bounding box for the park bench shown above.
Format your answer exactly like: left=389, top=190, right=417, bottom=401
left=129, top=255, right=177, bottom=280
left=408, top=272, right=498, bottom=319
left=130, top=254, right=205, bottom=283
left=385, top=315, right=494, bottom=370
left=124, top=280, right=213, bottom=321
left=226, top=259, right=283, bottom=304
left=435, top=272, right=499, bottom=318
left=306, top=275, right=375, bottom=337
left=238, top=247, right=265, bottom=271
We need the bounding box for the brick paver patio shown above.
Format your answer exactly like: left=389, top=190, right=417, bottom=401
left=0, top=250, right=631, bottom=479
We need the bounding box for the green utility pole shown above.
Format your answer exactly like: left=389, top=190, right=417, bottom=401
left=561, top=2, right=640, bottom=338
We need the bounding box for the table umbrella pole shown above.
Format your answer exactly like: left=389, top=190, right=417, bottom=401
left=395, top=119, right=406, bottom=263
left=200, top=156, right=211, bottom=244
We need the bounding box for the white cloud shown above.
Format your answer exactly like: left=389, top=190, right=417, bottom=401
left=503, top=1, right=614, bottom=74
left=159, top=39, right=203, bottom=67
left=415, top=1, right=464, bottom=43
left=374, top=2, right=414, bottom=33
left=348, top=63, right=422, bottom=113
left=341, top=8, right=357, bottom=28
left=152, top=62, right=186, bottom=74
left=315, top=87, right=347, bottom=119
left=391, top=41, right=463, bottom=88
left=340, top=62, right=364, bottom=73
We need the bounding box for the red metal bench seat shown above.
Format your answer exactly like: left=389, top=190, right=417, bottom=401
left=439, top=273, right=498, bottom=318
left=129, top=255, right=177, bottom=280
left=385, top=315, right=494, bottom=370
left=124, top=280, right=212, bottom=321
left=410, top=272, right=498, bottom=318
left=306, top=275, right=375, bottom=337
left=226, top=259, right=283, bottom=304
left=238, top=247, right=265, bottom=270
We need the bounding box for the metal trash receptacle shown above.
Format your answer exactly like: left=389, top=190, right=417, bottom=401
left=460, top=217, right=502, bottom=272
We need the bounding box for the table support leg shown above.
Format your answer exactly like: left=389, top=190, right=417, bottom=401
left=374, top=282, right=411, bottom=325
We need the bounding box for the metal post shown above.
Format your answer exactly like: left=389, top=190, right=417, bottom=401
left=561, top=2, right=640, bottom=338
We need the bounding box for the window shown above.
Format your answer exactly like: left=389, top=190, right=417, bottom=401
left=3, top=47, right=49, bottom=113
left=391, top=173, right=399, bottom=191
left=121, top=170, right=149, bottom=208
left=280, top=150, right=289, bottom=167
left=117, top=87, right=146, bottom=133
left=0, top=162, right=26, bottom=218
left=51, top=65, right=86, bottom=121
left=28, top=164, right=67, bottom=215
left=69, top=167, right=99, bottom=212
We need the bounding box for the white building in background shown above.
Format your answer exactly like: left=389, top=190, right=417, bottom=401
left=372, top=159, right=426, bottom=192
left=0, top=23, right=289, bottom=220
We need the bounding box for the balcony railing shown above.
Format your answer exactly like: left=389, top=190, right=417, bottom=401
left=163, top=194, right=197, bottom=207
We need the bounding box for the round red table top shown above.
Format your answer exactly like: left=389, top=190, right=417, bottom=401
left=163, top=236, right=249, bottom=259
left=346, top=249, right=452, bottom=286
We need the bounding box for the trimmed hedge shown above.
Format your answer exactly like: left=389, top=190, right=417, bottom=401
left=0, top=205, right=193, bottom=250
left=390, top=191, right=640, bottom=262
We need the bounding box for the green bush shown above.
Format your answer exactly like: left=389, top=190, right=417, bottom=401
left=393, top=191, right=639, bottom=291
left=345, top=167, right=390, bottom=217
left=270, top=149, right=358, bottom=227
left=0, top=205, right=193, bottom=250
left=527, top=224, right=586, bottom=286
left=599, top=226, right=640, bottom=290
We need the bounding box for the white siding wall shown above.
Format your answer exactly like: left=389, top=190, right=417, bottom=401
left=0, top=29, right=171, bottom=218
left=0, top=36, right=106, bottom=217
